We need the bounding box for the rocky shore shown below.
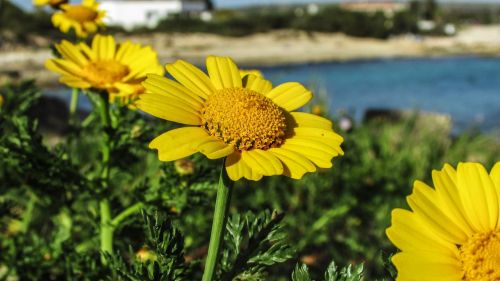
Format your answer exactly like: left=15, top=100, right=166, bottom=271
left=2, top=25, right=500, bottom=87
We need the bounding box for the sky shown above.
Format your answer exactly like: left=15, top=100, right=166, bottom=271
left=11, top=0, right=500, bottom=11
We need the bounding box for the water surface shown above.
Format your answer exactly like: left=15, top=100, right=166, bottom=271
left=259, top=56, right=500, bottom=132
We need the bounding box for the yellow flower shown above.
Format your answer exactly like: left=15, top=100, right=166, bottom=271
left=137, top=56, right=344, bottom=181
left=46, top=35, right=164, bottom=103
left=175, top=159, right=195, bottom=176
left=386, top=162, right=500, bottom=281
left=33, top=0, right=67, bottom=8
left=312, top=104, right=323, bottom=116
left=0, top=95, right=3, bottom=107
left=136, top=247, right=157, bottom=262
left=51, top=0, right=105, bottom=38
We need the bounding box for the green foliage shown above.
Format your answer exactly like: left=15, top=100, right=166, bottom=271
left=0, top=80, right=498, bottom=280
left=109, top=211, right=191, bottom=281
left=155, top=7, right=408, bottom=39
left=291, top=261, right=363, bottom=281
left=220, top=211, right=294, bottom=280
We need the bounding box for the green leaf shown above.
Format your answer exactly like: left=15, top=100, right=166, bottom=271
left=292, top=263, right=313, bottom=281
left=220, top=210, right=294, bottom=281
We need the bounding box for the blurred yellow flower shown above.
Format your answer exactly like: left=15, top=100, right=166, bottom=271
left=51, top=0, right=105, bottom=38
left=312, top=104, right=323, bottom=116
left=386, top=162, right=500, bottom=281
left=175, top=159, right=195, bottom=176
left=136, top=247, right=157, bottom=262
left=46, top=35, right=164, bottom=103
left=137, top=56, right=344, bottom=181
left=0, top=95, right=3, bottom=107
left=33, top=0, right=67, bottom=8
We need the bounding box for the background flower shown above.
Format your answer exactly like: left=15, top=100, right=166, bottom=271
left=46, top=34, right=164, bottom=104
left=51, top=0, right=105, bottom=38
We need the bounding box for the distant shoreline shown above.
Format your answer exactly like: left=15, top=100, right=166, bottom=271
left=2, top=25, right=500, bottom=86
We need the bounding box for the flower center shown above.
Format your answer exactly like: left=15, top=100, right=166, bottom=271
left=201, top=88, right=287, bottom=151
left=64, top=5, right=98, bottom=23
left=460, top=230, right=500, bottom=281
left=82, top=60, right=129, bottom=88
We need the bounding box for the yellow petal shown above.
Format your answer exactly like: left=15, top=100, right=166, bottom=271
left=56, top=40, right=88, bottom=67
left=92, top=35, right=115, bottom=60
left=79, top=42, right=96, bottom=60
left=457, top=162, right=499, bottom=232
left=143, top=74, right=204, bottom=110
left=115, top=41, right=141, bottom=63
left=284, top=138, right=339, bottom=156
left=123, top=47, right=163, bottom=80
left=265, top=82, right=312, bottom=111
left=279, top=143, right=332, bottom=168
left=289, top=112, right=332, bottom=130
left=291, top=127, right=344, bottom=143
left=45, top=59, right=83, bottom=77
left=33, top=0, right=48, bottom=5
left=406, top=181, right=470, bottom=244
left=239, top=69, right=263, bottom=78
left=392, top=252, right=462, bottom=281
left=241, top=149, right=283, bottom=176
left=60, top=76, right=91, bottom=88
left=242, top=74, right=272, bottom=94
left=137, top=92, right=201, bottom=125
left=432, top=165, right=474, bottom=238
left=225, top=152, right=263, bottom=181
left=491, top=162, right=500, bottom=189
left=166, top=60, right=215, bottom=99
left=492, top=162, right=500, bottom=227
left=386, top=209, right=459, bottom=255
left=268, top=148, right=316, bottom=179
left=196, top=139, right=235, bottom=160
left=280, top=127, right=343, bottom=168
left=206, top=56, right=242, bottom=90
left=149, top=127, right=209, bottom=161
left=289, top=127, right=344, bottom=156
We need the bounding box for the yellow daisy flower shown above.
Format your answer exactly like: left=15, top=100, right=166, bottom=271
left=137, top=56, right=344, bottom=181
left=51, top=0, right=105, bottom=38
left=386, top=162, right=500, bottom=281
left=33, top=0, right=68, bottom=9
left=46, top=35, right=164, bottom=103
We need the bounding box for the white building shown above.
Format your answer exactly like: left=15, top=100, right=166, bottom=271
left=100, top=0, right=208, bottom=30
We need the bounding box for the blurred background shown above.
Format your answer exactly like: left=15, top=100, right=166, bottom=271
left=2, top=0, right=500, bottom=132
left=1, top=0, right=499, bottom=279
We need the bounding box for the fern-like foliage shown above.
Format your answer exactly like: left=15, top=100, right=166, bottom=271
left=292, top=261, right=364, bottom=281
left=109, top=211, right=191, bottom=281
left=220, top=210, right=294, bottom=281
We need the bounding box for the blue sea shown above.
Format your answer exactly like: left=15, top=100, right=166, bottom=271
left=48, top=56, right=500, bottom=132
left=258, top=56, right=500, bottom=132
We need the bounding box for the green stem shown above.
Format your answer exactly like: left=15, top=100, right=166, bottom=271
left=100, top=199, right=113, bottom=255
left=20, top=193, right=36, bottom=233
left=69, top=88, right=79, bottom=122
left=111, top=202, right=143, bottom=226
left=202, top=163, right=234, bottom=281
left=97, top=93, right=113, bottom=260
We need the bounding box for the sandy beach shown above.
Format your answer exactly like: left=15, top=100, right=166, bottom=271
left=2, top=24, right=500, bottom=86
